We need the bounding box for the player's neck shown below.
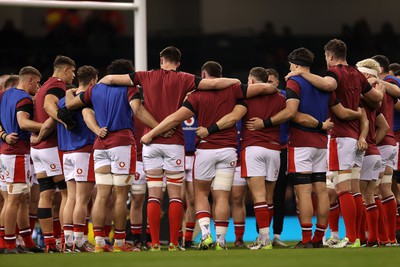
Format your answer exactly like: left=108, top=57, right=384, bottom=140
left=161, top=63, right=177, bottom=71
left=16, top=83, right=28, bottom=94
left=52, top=71, right=67, bottom=83
left=76, top=84, right=90, bottom=94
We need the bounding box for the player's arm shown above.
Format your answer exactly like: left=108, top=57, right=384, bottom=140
left=130, top=98, right=159, bottom=129
left=81, top=108, right=107, bottom=138
left=330, top=103, right=362, bottom=121
left=0, top=122, right=18, bottom=145
left=44, top=88, right=65, bottom=121
left=141, top=107, right=194, bottom=145
left=31, top=117, right=57, bottom=144
left=16, top=100, right=42, bottom=132
left=65, top=89, right=85, bottom=110
left=357, top=107, right=368, bottom=151
left=394, top=100, right=400, bottom=112
left=375, top=113, right=389, bottom=145
left=362, top=82, right=384, bottom=109
left=285, top=70, right=337, bottom=92
left=244, top=83, right=279, bottom=98
left=197, top=77, right=241, bottom=91
left=98, top=74, right=133, bottom=86
left=369, top=77, right=400, bottom=98
left=196, top=102, right=248, bottom=139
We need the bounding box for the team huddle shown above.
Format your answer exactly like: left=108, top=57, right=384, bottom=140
left=0, top=38, right=400, bottom=254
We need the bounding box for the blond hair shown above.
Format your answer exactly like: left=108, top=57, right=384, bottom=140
left=356, top=58, right=380, bottom=77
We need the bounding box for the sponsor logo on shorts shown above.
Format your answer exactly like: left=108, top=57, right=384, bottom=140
left=176, top=159, right=182, bottom=166
left=119, top=162, right=126, bottom=168
left=77, top=168, right=83, bottom=175
left=50, top=164, right=56, bottom=170
left=135, top=172, right=140, bottom=181
left=230, top=161, right=236, bottom=167
left=5, top=171, right=9, bottom=177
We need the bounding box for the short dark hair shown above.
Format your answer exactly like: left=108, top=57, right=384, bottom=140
left=249, top=67, right=268, bottom=82
left=265, top=68, right=279, bottom=80
left=372, top=55, right=390, bottom=73
left=4, top=75, right=19, bottom=89
left=201, top=61, right=222, bottom=77
left=53, top=55, right=76, bottom=69
left=19, top=66, right=42, bottom=79
left=288, top=47, right=314, bottom=67
left=77, top=65, right=98, bottom=86
left=106, top=59, right=135, bottom=75
left=324, top=39, right=347, bottom=60
left=160, top=46, right=181, bottom=63
left=389, top=63, right=400, bottom=76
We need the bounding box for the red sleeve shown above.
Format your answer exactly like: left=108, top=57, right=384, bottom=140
left=83, top=86, right=93, bottom=105
left=185, top=93, right=198, bottom=113
left=127, top=86, right=140, bottom=100
left=182, top=72, right=196, bottom=94
left=16, top=98, right=33, bottom=109
left=286, top=79, right=301, bottom=97
left=133, top=71, right=146, bottom=86
left=231, top=83, right=246, bottom=99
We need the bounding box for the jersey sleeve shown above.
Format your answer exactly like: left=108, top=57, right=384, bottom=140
left=16, top=98, right=34, bottom=117
left=326, top=67, right=339, bottom=84
left=286, top=79, right=301, bottom=99
left=361, top=75, right=372, bottom=94
left=183, top=94, right=198, bottom=113
left=127, top=86, right=140, bottom=101
left=46, top=87, right=65, bottom=99
left=82, top=86, right=93, bottom=106
left=182, top=73, right=197, bottom=93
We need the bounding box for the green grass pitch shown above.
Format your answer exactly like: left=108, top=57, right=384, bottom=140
left=1, top=245, right=400, bottom=267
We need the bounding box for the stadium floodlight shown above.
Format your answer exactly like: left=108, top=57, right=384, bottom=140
left=0, top=0, right=148, bottom=70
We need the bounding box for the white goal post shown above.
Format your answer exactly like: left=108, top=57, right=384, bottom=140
left=0, top=0, right=148, bottom=70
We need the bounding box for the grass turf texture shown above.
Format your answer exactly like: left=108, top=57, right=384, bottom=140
left=1, top=244, right=400, bottom=267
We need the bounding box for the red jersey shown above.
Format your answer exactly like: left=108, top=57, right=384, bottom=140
left=183, top=83, right=246, bottom=149
left=241, top=92, right=285, bottom=151
left=133, top=114, right=145, bottom=162
left=129, top=70, right=199, bottom=146
left=363, top=104, right=380, bottom=156
left=32, top=77, right=66, bottom=149
left=326, top=65, right=372, bottom=139
left=377, top=93, right=397, bottom=146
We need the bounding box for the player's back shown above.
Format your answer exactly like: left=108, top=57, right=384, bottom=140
left=241, top=92, right=285, bottom=150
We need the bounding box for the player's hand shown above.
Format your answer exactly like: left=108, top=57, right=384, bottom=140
left=30, top=133, right=40, bottom=144
left=98, top=127, right=108, bottom=138
left=367, top=77, right=379, bottom=86
left=322, top=118, right=334, bottom=131
left=196, top=126, right=209, bottom=139
left=246, top=117, right=264, bottom=131
left=160, top=129, right=174, bottom=138
left=66, top=88, right=77, bottom=95
left=284, top=70, right=302, bottom=81
left=5, top=132, right=18, bottom=145
left=357, top=136, right=368, bottom=151
left=140, top=133, right=153, bottom=145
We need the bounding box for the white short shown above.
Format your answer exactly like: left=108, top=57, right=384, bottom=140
left=360, top=154, right=382, bottom=181
left=142, top=144, right=184, bottom=172
left=326, top=172, right=335, bottom=190
left=329, top=137, right=358, bottom=171
left=288, top=147, right=327, bottom=173
left=193, top=148, right=237, bottom=181
left=185, top=156, right=194, bottom=183
left=233, top=166, right=246, bottom=186
left=63, top=152, right=95, bottom=182
left=354, top=150, right=365, bottom=168
left=133, top=161, right=146, bottom=185
left=94, top=145, right=136, bottom=175
left=0, top=154, right=30, bottom=184
left=241, top=146, right=280, bottom=182
left=30, top=147, right=63, bottom=176
left=29, top=161, right=38, bottom=186
left=395, top=142, right=400, bottom=170
left=378, top=145, right=397, bottom=171
left=0, top=157, right=7, bottom=191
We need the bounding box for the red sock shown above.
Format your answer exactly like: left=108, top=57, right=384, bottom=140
left=169, top=198, right=183, bottom=246
left=113, top=228, right=126, bottom=242
left=184, top=222, right=195, bottom=242
left=4, top=234, right=16, bottom=250
left=382, top=195, right=397, bottom=242
left=312, top=224, right=326, bottom=243
left=267, top=203, right=274, bottom=226
left=254, top=202, right=269, bottom=229
left=84, top=217, right=90, bottom=236
left=375, top=196, right=389, bottom=244
left=338, top=192, right=357, bottom=242
left=353, top=193, right=364, bottom=239
left=328, top=203, right=340, bottom=232
left=359, top=205, right=367, bottom=243
left=130, top=224, right=142, bottom=235
left=396, top=204, right=400, bottom=232
left=0, top=226, right=5, bottom=249
left=366, top=204, right=378, bottom=243
left=73, top=224, right=85, bottom=235
left=43, top=232, right=56, bottom=248
left=19, top=227, right=36, bottom=248
left=104, top=225, right=112, bottom=239
left=234, top=221, right=245, bottom=241
left=301, top=223, right=313, bottom=243
left=93, top=227, right=105, bottom=241
left=53, top=218, right=61, bottom=239
left=147, top=198, right=161, bottom=246
left=29, top=213, right=37, bottom=233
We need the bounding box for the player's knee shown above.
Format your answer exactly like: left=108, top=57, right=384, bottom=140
left=166, top=172, right=184, bottom=186
left=381, top=174, right=392, bottom=184
left=38, top=177, right=56, bottom=192
left=351, top=167, right=361, bottom=180
left=146, top=174, right=164, bottom=188
left=213, top=170, right=234, bottom=191
left=55, top=179, right=67, bottom=190
left=290, top=173, right=312, bottom=186
left=131, top=184, right=146, bottom=195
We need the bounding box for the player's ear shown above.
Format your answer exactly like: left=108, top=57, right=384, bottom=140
left=176, top=62, right=180, bottom=68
